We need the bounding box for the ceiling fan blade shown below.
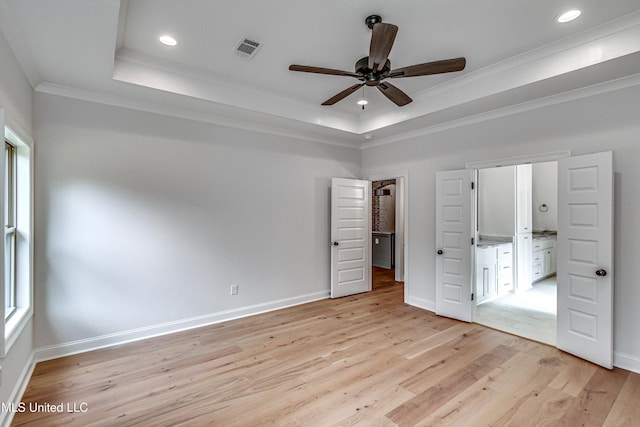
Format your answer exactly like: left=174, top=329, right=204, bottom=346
left=377, top=82, right=412, bottom=106
left=368, top=23, right=398, bottom=72
left=322, top=83, right=365, bottom=105
left=389, top=57, right=466, bottom=78
left=289, top=64, right=361, bottom=78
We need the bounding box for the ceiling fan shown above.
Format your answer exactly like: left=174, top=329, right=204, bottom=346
left=289, top=15, right=466, bottom=107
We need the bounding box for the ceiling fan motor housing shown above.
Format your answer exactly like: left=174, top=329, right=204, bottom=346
left=355, top=56, right=390, bottom=85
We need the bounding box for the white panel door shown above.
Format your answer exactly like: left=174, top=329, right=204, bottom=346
left=557, top=151, right=613, bottom=368
left=331, top=178, right=371, bottom=298
left=435, top=169, right=474, bottom=322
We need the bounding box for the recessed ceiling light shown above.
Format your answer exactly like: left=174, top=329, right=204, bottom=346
left=357, top=99, right=368, bottom=106
left=556, top=9, right=581, bottom=23
left=159, top=35, right=177, bottom=46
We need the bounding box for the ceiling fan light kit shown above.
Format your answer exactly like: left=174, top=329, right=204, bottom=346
left=289, top=15, right=466, bottom=107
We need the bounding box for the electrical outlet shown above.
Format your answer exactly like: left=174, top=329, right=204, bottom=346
left=230, top=285, right=239, bottom=295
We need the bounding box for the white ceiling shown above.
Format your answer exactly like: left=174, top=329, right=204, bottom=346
left=2, top=0, right=640, bottom=147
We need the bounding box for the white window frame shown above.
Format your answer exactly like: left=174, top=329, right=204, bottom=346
left=5, top=140, right=17, bottom=320
left=0, top=109, right=34, bottom=357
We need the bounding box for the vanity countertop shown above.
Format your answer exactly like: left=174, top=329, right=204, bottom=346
left=532, top=230, right=557, bottom=239
left=477, top=235, right=513, bottom=248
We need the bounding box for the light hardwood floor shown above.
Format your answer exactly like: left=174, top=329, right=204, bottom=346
left=11, top=268, right=640, bottom=426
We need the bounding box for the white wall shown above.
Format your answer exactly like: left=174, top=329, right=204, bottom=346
left=479, top=162, right=557, bottom=235
left=33, top=93, right=361, bottom=354
left=0, top=29, right=34, bottom=423
left=478, top=166, right=515, bottom=236
left=0, top=35, right=31, bottom=136
left=362, top=84, right=640, bottom=372
left=532, top=161, right=558, bottom=231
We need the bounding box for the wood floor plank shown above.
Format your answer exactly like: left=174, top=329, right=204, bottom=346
left=558, top=367, right=629, bottom=426
left=10, top=268, right=640, bottom=426
left=417, top=349, right=562, bottom=426
left=547, top=352, right=599, bottom=397
left=401, top=321, right=476, bottom=359
left=385, top=344, right=518, bottom=426
left=398, top=326, right=517, bottom=395
left=279, top=354, right=411, bottom=426
left=602, top=371, right=640, bottom=426
left=494, top=386, right=576, bottom=427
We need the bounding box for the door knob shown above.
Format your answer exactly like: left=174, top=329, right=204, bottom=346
left=333, top=242, right=339, bottom=246
left=596, top=269, right=607, bottom=277
left=437, top=249, right=443, bottom=255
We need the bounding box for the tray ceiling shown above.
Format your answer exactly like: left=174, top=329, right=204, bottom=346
left=2, top=0, right=640, bottom=146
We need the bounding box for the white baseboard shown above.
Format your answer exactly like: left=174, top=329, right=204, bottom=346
left=0, top=352, right=35, bottom=427
left=406, top=295, right=435, bottom=312
left=33, top=291, right=329, bottom=363
left=614, top=350, right=640, bottom=374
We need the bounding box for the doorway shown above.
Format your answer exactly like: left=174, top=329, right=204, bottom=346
left=473, top=161, right=558, bottom=345
left=330, top=174, right=408, bottom=299
left=368, top=173, right=407, bottom=298
left=435, top=151, right=614, bottom=367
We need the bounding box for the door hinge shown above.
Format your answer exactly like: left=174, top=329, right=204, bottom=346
left=471, top=293, right=475, bottom=301
left=471, top=237, right=475, bottom=245
left=471, top=182, right=475, bottom=190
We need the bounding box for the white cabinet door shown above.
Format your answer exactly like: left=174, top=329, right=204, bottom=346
left=497, top=244, right=513, bottom=295
left=543, top=250, right=553, bottom=276
left=557, top=151, right=613, bottom=369
left=476, top=247, right=498, bottom=303
left=532, top=249, right=543, bottom=282
left=435, top=169, right=474, bottom=322
left=515, top=164, right=532, bottom=234
left=330, top=178, right=371, bottom=298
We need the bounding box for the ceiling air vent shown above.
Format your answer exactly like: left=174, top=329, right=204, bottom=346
left=234, top=37, right=262, bottom=60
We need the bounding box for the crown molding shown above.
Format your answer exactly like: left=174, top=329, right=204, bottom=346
left=113, top=48, right=360, bottom=135
left=35, top=69, right=640, bottom=154
left=361, top=72, right=640, bottom=150
left=35, top=82, right=361, bottom=149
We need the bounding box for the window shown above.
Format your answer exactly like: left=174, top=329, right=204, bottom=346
left=0, top=110, right=33, bottom=356
left=4, top=141, right=16, bottom=320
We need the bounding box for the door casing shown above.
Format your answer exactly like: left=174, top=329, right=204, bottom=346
left=365, top=171, right=409, bottom=302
